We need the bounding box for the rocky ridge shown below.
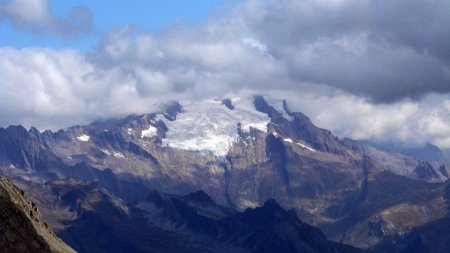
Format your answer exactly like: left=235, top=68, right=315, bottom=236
left=0, top=176, right=75, bottom=253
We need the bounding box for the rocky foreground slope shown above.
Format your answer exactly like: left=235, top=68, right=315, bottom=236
left=0, top=176, right=75, bottom=253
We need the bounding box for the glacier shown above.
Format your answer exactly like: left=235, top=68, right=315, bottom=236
left=158, top=97, right=270, bottom=156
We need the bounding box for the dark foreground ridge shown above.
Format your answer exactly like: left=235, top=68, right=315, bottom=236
left=62, top=183, right=361, bottom=253
left=0, top=176, right=75, bottom=253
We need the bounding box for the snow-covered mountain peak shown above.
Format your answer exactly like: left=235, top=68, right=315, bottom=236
left=157, top=97, right=270, bottom=156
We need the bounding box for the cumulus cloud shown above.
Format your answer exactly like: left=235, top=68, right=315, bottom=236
left=0, top=47, right=173, bottom=130
left=233, top=0, right=450, bottom=102
left=0, top=0, right=92, bottom=36
left=276, top=90, right=450, bottom=148
left=1, top=0, right=450, bottom=149
left=90, top=0, right=450, bottom=102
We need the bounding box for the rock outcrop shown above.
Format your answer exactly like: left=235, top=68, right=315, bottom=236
left=0, top=176, right=75, bottom=253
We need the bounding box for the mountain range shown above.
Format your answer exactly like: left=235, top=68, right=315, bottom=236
left=1, top=96, right=449, bottom=252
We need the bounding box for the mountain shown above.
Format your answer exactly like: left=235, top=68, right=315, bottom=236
left=0, top=96, right=448, bottom=251
left=397, top=142, right=448, bottom=167
left=215, top=199, right=360, bottom=253
left=14, top=178, right=358, bottom=253
left=343, top=139, right=446, bottom=182
left=368, top=180, right=450, bottom=253
left=0, top=176, right=75, bottom=253
left=140, top=188, right=360, bottom=252
left=322, top=170, right=449, bottom=249
left=352, top=140, right=448, bottom=178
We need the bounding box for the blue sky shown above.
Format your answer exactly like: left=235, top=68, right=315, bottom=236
left=0, top=0, right=238, bottom=50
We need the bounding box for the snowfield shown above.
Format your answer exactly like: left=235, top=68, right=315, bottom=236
left=141, top=125, right=158, bottom=138
left=76, top=134, right=90, bottom=142
left=158, top=98, right=270, bottom=156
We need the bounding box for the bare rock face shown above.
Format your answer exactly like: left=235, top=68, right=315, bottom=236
left=0, top=176, right=75, bottom=253
left=414, top=161, right=440, bottom=181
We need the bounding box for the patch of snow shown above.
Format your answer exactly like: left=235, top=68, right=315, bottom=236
left=283, top=137, right=316, bottom=152
left=239, top=199, right=259, bottom=209
left=113, top=151, right=124, bottom=158
left=76, top=134, right=90, bottom=142
left=127, top=128, right=133, bottom=135
left=101, top=149, right=111, bottom=156
left=283, top=138, right=293, bottom=143
left=273, top=131, right=278, bottom=136
left=297, top=142, right=316, bottom=152
left=264, top=96, right=294, bottom=121
left=141, top=125, right=158, bottom=138
left=9, top=164, right=15, bottom=168
left=160, top=98, right=270, bottom=156
left=232, top=97, right=269, bottom=133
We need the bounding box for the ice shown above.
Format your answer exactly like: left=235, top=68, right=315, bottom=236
left=101, top=149, right=111, bottom=156
left=159, top=98, right=270, bottom=156
left=113, top=151, right=124, bottom=158
left=141, top=125, right=157, bottom=138
left=283, top=138, right=316, bottom=152
left=283, top=138, right=293, bottom=143
left=239, top=199, right=259, bottom=209
left=297, top=142, right=316, bottom=152
left=76, top=134, right=90, bottom=142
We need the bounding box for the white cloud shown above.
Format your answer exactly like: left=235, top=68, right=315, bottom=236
left=279, top=90, right=450, bottom=148
left=0, top=0, right=92, bottom=36
left=0, top=47, right=158, bottom=130
left=3, top=0, right=50, bottom=24
left=242, top=37, right=267, bottom=53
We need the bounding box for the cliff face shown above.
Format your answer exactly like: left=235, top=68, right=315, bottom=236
left=0, top=176, right=75, bottom=253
